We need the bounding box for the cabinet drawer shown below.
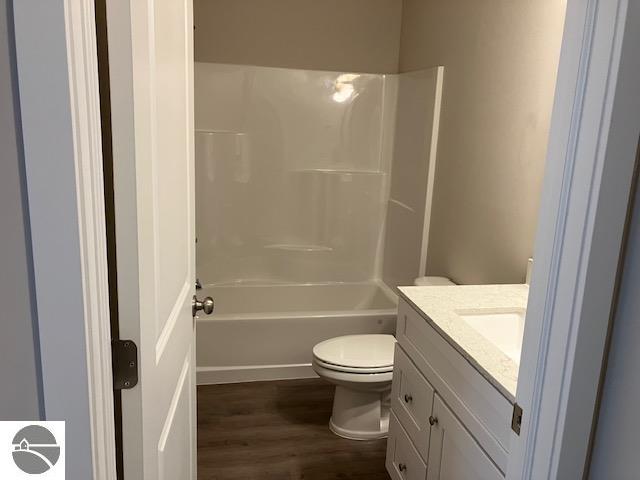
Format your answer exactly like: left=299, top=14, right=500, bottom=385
left=386, top=412, right=428, bottom=480
left=391, top=345, right=434, bottom=460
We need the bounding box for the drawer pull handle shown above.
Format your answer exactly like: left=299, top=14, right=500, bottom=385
left=404, top=394, right=413, bottom=403
left=429, top=415, right=438, bottom=426
left=398, top=463, right=407, bottom=472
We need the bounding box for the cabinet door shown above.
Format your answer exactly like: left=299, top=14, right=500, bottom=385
left=427, top=395, right=503, bottom=480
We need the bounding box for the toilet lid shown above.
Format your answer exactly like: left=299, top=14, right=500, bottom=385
left=313, top=334, right=396, bottom=369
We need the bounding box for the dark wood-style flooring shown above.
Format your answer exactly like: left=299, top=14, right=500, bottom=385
left=197, top=378, right=390, bottom=480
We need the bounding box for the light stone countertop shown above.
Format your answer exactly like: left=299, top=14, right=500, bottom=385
left=398, top=284, right=529, bottom=402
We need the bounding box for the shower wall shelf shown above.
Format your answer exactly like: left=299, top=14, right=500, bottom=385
left=195, top=129, right=247, bottom=135
left=292, top=168, right=385, bottom=175
left=263, top=244, right=334, bottom=253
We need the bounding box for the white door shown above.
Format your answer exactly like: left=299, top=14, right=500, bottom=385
left=106, top=0, right=199, bottom=478
left=427, top=395, right=503, bottom=480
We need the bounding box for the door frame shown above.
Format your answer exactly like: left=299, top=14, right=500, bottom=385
left=10, top=0, right=638, bottom=479
left=12, top=0, right=116, bottom=479
left=508, top=0, right=640, bottom=478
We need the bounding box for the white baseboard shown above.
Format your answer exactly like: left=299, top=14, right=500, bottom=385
left=197, top=363, right=318, bottom=385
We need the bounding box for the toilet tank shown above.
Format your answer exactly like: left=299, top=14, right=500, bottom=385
left=413, top=276, right=455, bottom=286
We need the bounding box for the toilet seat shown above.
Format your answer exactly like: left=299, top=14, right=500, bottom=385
left=312, top=334, right=396, bottom=370
left=312, top=357, right=394, bottom=375
left=312, top=359, right=394, bottom=385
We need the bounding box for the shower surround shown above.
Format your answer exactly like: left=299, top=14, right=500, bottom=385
left=194, top=63, right=439, bottom=383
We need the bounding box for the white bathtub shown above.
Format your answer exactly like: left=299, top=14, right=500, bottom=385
left=196, top=282, right=397, bottom=384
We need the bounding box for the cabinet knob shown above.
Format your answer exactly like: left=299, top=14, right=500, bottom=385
left=398, top=463, right=407, bottom=472
left=429, top=415, right=438, bottom=426
left=404, top=394, right=413, bottom=403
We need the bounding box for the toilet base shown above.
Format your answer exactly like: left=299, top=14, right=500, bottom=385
left=329, top=416, right=389, bottom=440
left=328, top=385, right=390, bottom=440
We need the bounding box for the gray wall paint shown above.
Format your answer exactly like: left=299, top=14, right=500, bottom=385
left=0, top=0, right=42, bottom=420
left=399, top=0, right=566, bottom=284
left=588, top=170, right=640, bottom=479
left=12, top=0, right=97, bottom=476
left=193, top=0, right=403, bottom=74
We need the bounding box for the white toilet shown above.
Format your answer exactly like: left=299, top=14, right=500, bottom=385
left=312, top=334, right=396, bottom=440
left=312, top=278, right=454, bottom=440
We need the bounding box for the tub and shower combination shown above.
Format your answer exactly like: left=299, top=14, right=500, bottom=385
left=194, top=63, right=415, bottom=383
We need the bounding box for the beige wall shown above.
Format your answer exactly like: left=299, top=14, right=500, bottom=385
left=399, top=0, right=566, bottom=284
left=194, top=0, right=402, bottom=73
left=194, top=0, right=566, bottom=284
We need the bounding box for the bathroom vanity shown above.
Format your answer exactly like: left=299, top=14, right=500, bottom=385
left=386, top=285, right=528, bottom=479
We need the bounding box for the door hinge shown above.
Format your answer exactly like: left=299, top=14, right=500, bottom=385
left=112, top=339, right=138, bottom=390
left=511, top=403, right=523, bottom=435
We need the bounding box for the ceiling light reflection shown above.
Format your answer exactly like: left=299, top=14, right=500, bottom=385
left=333, top=74, right=360, bottom=103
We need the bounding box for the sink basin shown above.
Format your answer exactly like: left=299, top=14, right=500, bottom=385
left=456, top=309, right=526, bottom=364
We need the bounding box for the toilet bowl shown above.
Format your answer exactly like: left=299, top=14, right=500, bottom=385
left=312, top=334, right=396, bottom=440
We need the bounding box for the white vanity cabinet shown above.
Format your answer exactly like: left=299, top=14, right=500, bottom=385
left=386, top=297, right=512, bottom=480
